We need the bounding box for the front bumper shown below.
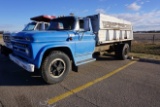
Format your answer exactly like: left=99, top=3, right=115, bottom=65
left=9, top=54, right=35, bottom=72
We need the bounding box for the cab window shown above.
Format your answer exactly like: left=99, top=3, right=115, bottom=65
left=36, top=23, right=42, bottom=30
left=45, top=24, right=49, bottom=30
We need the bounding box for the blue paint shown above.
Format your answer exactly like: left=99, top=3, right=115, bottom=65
left=11, top=16, right=96, bottom=69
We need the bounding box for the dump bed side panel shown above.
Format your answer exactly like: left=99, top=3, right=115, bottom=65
left=89, top=13, right=133, bottom=44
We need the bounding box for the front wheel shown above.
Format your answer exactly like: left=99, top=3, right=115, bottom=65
left=41, top=51, right=71, bottom=84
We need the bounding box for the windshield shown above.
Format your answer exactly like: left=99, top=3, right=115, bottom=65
left=23, top=22, right=37, bottom=31
left=48, top=17, right=75, bottom=30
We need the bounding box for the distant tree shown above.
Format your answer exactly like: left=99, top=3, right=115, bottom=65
left=148, top=30, right=156, bottom=33
left=133, top=30, right=160, bottom=33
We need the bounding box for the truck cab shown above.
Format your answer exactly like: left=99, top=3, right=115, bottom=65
left=9, top=15, right=96, bottom=84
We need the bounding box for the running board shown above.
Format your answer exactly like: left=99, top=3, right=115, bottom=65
left=76, top=58, right=96, bottom=66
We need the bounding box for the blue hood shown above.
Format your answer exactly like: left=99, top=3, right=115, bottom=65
left=14, top=31, right=73, bottom=42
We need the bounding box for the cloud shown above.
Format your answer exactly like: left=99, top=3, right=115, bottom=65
left=113, top=10, right=160, bottom=31
left=127, top=3, right=141, bottom=11
left=96, top=8, right=106, bottom=14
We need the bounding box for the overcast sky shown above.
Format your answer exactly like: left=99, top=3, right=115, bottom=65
left=0, top=0, right=159, bottom=31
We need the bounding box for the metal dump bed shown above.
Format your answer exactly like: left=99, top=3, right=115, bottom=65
left=88, top=13, right=133, bottom=44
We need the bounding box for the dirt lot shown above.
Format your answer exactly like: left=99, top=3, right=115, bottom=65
left=0, top=34, right=2, bottom=38
left=0, top=38, right=4, bottom=44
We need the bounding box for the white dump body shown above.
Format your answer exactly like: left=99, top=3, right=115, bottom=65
left=88, top=13, right=133, bottom=44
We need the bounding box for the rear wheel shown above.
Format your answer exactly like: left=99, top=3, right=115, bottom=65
left=115, top=43, right=130, bottom=60
left=41, top=51, right=71, bottom=84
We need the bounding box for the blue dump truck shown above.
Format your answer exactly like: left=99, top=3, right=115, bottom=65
left=8, top=13, right=133, bottom=84
left=0, top=15, right=55, bottom=56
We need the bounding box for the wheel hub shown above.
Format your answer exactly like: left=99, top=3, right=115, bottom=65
left=49, top=58, right=66, bottom=78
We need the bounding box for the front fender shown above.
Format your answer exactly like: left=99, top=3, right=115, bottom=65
left=33, top=43, right=75, bottom=69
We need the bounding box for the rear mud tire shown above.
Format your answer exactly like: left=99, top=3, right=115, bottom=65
left=115, top=43, right=130, bottom=60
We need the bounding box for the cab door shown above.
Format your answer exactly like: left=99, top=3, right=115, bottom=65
left=74, top=18, right=95, bottom=62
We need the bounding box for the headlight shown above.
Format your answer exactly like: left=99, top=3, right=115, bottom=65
left=3, top=36, right=8, bottom=40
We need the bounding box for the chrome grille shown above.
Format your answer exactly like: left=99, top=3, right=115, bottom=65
left=13, top=42, right=30, bottom=56
left=14, top=42, right=28, bottom=48
left=12, top=36, right=27, bottom=41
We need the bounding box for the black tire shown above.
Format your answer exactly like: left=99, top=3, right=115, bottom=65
left=41, top=51, right=71, bottom=84
left=115, top=43, right=130, bottom=60
left=93, top=52, right=101, bottom=58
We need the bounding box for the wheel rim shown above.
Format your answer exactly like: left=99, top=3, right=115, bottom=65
left=49, top=58, right=66, bottom=78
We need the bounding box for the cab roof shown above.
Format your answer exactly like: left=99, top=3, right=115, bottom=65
left=30, top=15, right=56, bottom=22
